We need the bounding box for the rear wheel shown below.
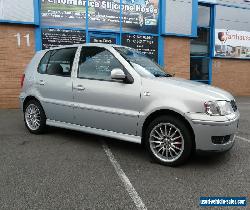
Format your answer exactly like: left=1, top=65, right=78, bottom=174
left=145, top=115, right=193, bottom=166
left=24, top=100, right=46, bottom=134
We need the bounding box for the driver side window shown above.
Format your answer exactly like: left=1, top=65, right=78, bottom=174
left=78, top=47, right=123, bottom=81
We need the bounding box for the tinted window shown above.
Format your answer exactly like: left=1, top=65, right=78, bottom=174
left=38, top=51, right=51, bottom=74
left=38, top=48, right=77, bottom=77
left=190, top=28, right=210, bottom=56
left=190, top=57, right=209, bottom=80
left=78, top=47, right=123, bottom=81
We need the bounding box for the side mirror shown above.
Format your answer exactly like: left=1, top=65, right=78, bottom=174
left=111, top=68, right=126, bottom=80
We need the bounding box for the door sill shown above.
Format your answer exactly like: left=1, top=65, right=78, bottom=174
left=46, top=119, right=141, bottom=144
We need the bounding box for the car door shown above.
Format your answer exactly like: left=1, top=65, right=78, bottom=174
left=35, top=47, right=78, bottom=123
left=72, top=46, right=141, bottom=136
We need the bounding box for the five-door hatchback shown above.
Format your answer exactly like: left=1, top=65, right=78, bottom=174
left=20, top=44, right=240, bottom=166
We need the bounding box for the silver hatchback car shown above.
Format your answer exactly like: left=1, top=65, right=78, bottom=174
left=20, top=44, right=240, bottom=166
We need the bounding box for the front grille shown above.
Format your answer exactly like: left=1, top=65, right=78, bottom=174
left=230, top=100, right=237, bottom=112
left=211, top=135, right=231, bottom=144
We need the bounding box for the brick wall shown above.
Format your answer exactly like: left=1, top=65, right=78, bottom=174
left=212, top=59, right=250, bottom=96
left=163, top=37, right=190, bottom=79
left=0, top=24, right=35, bottom=108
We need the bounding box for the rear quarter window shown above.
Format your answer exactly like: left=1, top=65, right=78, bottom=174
left=37, top=51, right=51, bottom=74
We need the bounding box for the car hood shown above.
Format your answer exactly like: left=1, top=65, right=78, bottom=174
left=144, top=77, right=234, bottom=101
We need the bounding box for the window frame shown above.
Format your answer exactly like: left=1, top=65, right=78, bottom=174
left=190, top=56, right=210, bottom=81
left=37, top=47, right=78, bottom=77
left=37, top=50, right=51, bottom=75
left=190, top=27, right=210, bottom=57
left=197, top=4, right=211, bottom=28
left=190, top=3, right=213, bottom=84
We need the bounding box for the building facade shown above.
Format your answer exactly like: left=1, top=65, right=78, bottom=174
left=0, top=0, right=250, bottom=108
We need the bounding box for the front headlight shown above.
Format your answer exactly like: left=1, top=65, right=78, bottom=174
left=204, top=100, right=234, bottom=116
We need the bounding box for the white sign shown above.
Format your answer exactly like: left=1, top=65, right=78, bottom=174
left=199, top=0, right=250, bottom=8
left=217, top=0, right=250, bottom=8
left=214, top=29, right=250, bottom=58
left=14, top=33, right=31, bottom=48
left=0, top=0, right=34, bottom=23
left=198, top=0, right=217, bottom=3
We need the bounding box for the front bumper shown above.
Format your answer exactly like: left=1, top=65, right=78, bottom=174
left=186, top=111, right=240, bottom=152
left=19, top=93, right=26, bottom=112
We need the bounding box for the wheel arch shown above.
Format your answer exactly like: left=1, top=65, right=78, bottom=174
left=23, top=96, right=42, bottom=112
left=141, top=109, right=196, bottom=151
left=23, top=95, right=47, bottom=134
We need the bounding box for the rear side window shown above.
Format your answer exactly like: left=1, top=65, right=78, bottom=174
left=38, top=51, right=51, bottom=74
left=38, top=48, right=77, bottom=77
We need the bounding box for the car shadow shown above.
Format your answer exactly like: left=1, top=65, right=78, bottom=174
left=46, top=126, right=101, bottom=147
left=189, top=152, right=230, bottom=167
left=46, top=126, right=232, bottom=168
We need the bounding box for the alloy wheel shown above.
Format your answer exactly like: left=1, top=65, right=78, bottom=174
left=25, top=104, right=41, bottom=131
left=149, top=123, right=184, bottom=163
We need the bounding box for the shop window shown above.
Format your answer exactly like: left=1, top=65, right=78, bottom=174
left=121, top=34, right=158, bottom=62
left=41, top=0, right=86, bottom=28
left=198, top=5, right=210, bottom=28
left=190, top=4, right=211, bottom=83
left=42, top=29, right=86, bottom=50
left=121, top=0, right=159, bottom=34
left=190, top=57, right=209, bottom=81
left=89, top=33, right=117, bottom=44
left=191, top=28, right=210, bottom=56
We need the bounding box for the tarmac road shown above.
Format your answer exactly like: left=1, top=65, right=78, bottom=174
left=0, top=97, right=249, bottom=210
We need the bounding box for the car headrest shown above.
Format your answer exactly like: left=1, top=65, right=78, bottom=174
left=47, top=63, right=64, bottom=75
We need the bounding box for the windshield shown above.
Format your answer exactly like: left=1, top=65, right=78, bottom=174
left=115, top=47, right=172, bottom=78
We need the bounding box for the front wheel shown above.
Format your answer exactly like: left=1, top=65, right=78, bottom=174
left=24, top=100, right=46, bottom=134
left=145, top=115, right=193, bottom=166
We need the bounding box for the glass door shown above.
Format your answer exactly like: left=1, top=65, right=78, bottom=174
left=190, top=4, right=212, bottom=84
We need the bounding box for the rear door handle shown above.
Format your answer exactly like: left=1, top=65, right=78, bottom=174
left=74, top=85, right=85, bottom=91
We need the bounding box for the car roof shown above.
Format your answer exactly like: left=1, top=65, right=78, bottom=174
left=41, top=43, right=124, bottom=52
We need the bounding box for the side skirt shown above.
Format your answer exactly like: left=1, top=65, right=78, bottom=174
left=46, top=119, right=142, bottom=144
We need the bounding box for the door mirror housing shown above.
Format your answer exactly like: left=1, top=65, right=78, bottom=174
left=111, top=68, right=126, bottom=80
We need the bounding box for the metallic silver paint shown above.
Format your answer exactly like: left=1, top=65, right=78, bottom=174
left=20, top=43, right=240, bottom=152
left=46, top=119, right=141, bottom=144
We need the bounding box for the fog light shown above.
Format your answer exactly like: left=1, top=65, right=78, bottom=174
left=211, top=135, right=231, bottom=144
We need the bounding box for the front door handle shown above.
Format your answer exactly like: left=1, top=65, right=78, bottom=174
left=74, top=85, right=85, bottom=91
left=38, top=80, right=45, bottom=86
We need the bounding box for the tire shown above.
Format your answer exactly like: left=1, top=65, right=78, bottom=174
left=24, top=100, right=47, bottom=134
left=145, top=115, right=193, bottom=166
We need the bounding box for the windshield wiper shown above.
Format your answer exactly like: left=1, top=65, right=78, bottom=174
left=154, top=73, right=173, bottom=77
